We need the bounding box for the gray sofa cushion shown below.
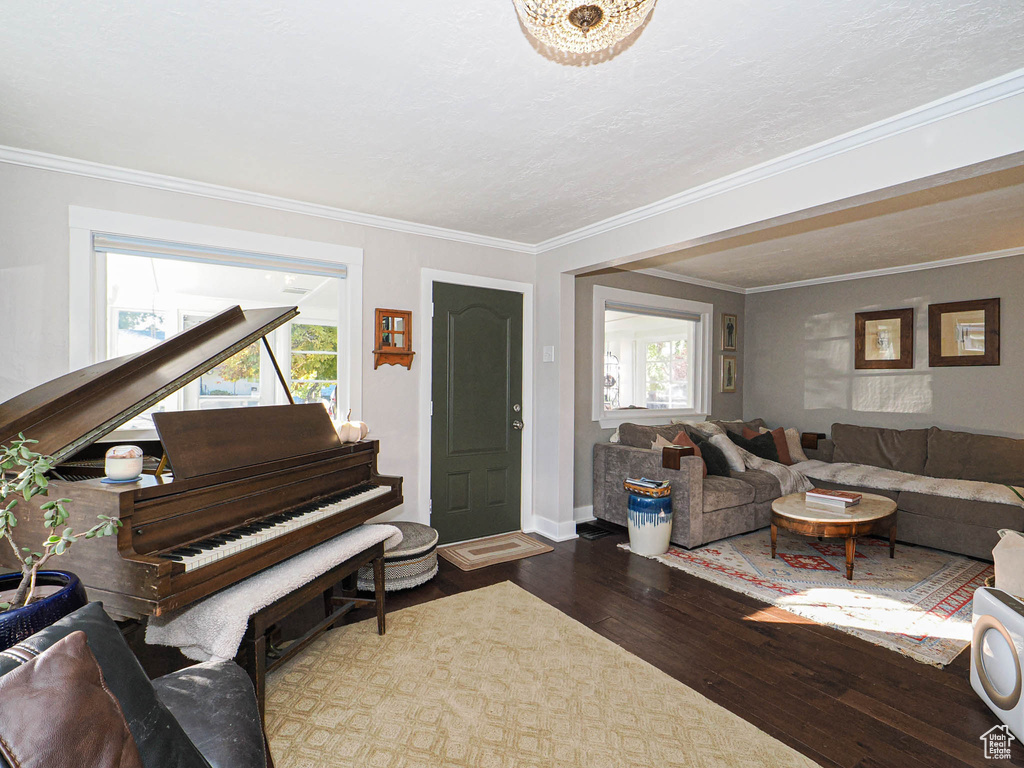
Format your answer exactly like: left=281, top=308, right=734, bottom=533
left=703, top=475, right=755, bottom=513
left=731, top=469, right=783, bottom=504
left=618, top=422, right=685, bottom=448
left=831, top=423, right=928, bottom=474
left=924, top=427, right=1024, bottom=486
left=897, top=490, right=1024, bottom=533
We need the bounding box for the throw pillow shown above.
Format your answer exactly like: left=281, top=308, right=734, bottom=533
left=783, top=428, right=809, bottom=463
left=745, top=426, right=793, bottom=465
left=0, top=631, right=143, bottom=768
left=709, top=433, right=746, bottom=472
left=0, top=603, right=211, bottom=768
left=672, top=431, right=707, bottom=478
left=727, top=429, right=779, bottom=462
left=692, top=435, right=731, bottom=477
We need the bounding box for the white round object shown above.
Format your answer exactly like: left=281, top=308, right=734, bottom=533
left=105, top=445, right=143, bottom=480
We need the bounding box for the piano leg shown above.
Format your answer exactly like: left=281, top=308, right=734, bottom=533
left=374, top=553, right=385, bottom=636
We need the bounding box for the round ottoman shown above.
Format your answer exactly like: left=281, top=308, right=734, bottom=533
left=357, top=521, right=439, bottom=591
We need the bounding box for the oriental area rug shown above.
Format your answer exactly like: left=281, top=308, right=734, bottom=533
left=622, top=530, right=991, bottom=666
left=264, top=582, right=817, bottom=768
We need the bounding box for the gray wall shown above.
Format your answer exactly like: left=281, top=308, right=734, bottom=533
left=574, top=270, right=746, bottom=510
left=744, top=254, right=1024, bottom=439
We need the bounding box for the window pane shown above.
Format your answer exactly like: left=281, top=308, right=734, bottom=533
left=292, top=380, right=337, bottom=408
left=292, top=352, right=338, bottom=382
left=604, top=306, right=699, bottom=412
left=291, top=323, right=338, bottom=352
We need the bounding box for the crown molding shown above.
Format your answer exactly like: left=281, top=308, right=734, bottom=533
left=744, top=247, right=1024, bottom=294
left=2, top=68, right=1022, bottom=261
left=633, top=267, right=746, bottom=294
left=534, top=67, right=1024, bottom=254
left=0, top=144, right=537, bottom=255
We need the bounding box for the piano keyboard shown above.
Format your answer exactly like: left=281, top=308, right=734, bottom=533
left=158, top=482, right=390, bottom=572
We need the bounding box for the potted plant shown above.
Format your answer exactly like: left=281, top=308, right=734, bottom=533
left=0, top=434, right=121, bottom=649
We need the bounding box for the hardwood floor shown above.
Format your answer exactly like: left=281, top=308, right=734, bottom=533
left=350, top=525, right=1017, bottom=768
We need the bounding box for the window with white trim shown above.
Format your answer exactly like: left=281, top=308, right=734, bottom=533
left=99, top=242, right=345, bottom=436
left=593, top=287, right=712, bottom=428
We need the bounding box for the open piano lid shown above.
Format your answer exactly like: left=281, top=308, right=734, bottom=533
left=0, top=305, right=299, bottom=463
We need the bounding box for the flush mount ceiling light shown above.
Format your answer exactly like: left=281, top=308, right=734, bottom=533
left=512, top=0, right=657, bottom=55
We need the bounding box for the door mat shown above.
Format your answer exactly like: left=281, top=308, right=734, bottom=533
left=575, top=522, right=616, bottom=541
left=622, top=529, right=991, bottom=666
left=438, top=532, right=553, bottom=571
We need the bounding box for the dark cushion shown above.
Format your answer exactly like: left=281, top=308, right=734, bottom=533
left=710, top=418, right=767, bottom=436
left=924, top=427, right=1024, bottom=486
left=693, top=435, right=731, bottom=477
left=831, top=423, right=928, bottom=475
left=0, top=603, right=210, bottom=768
left=152, top=661, right=266, bottom=768
left=726, top=429, right=779, bottom=462
left=0, top=631, right=143, bottom=768
left=617, top=422, right=686, bottom=449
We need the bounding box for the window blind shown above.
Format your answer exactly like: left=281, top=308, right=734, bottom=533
left=92, top=234, right=347, bottom=279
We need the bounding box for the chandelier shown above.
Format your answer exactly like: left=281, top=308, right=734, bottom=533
left=512, top=1, right=657, bottom=55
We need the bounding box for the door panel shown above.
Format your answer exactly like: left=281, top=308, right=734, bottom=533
left=432, top=282, right=523, bottom=544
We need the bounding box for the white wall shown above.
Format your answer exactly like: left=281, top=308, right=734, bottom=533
left=0, top=162, right=535, bottom=524
left=743, top=253, right=1024, bottom=438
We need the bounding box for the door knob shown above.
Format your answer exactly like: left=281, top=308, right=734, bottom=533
left=512, top=419, right=524, bottom=430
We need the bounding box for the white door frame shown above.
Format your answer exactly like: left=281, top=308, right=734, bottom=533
left=418, top=269, right=536, bottom=538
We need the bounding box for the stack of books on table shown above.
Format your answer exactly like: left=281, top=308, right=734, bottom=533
left=806, top=488, right=862, bottom=508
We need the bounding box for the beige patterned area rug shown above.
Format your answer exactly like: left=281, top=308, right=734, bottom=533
left=437, top=532, right=553, bottom=571
left=265, top=582, right=817, bottom=768
left=622, top=530, right=992, bottom=666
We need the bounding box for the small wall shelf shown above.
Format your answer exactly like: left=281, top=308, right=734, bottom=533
left=373, top=308, right=415, bottom=370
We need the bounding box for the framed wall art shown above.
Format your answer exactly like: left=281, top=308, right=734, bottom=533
left=928, top=298, right=1000, bottom=367
left=722, top=313, right=738, bottom=351
left=721, top=355, right=737, bottom=393
left=854, top=308, right=914, bottom=370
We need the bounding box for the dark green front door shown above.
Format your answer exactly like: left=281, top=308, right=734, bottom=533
left=431, top=282, right=523, bottom=544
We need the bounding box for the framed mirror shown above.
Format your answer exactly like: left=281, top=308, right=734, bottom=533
left=928, top=298, right=1000, bottom=367
left=855, top=308, right=913, bottom=369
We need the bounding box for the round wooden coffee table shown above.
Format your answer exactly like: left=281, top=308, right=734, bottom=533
left=771, top=492, right=897, bottom=581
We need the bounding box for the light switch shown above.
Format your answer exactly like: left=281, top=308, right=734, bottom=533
left=543, top=345, right=555, bottom=362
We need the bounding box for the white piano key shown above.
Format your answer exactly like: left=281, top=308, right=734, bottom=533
left=169, top=484, right=391, bottom=573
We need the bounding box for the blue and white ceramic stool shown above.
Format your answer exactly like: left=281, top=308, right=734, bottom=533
left=624, top=479, right=673, bottom=556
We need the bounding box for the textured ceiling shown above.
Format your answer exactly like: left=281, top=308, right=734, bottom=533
left=640, top=170, right=1024, bottom=288
left=1, top=2, right=1023, bottom=243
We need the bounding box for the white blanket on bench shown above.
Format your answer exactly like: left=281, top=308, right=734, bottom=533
left=146, top=523, right=402, bottom=662
left=794, top=459, right=1024, bottom=508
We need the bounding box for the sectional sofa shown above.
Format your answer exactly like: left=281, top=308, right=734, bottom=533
left=593, top=419, right=1024, bottom=560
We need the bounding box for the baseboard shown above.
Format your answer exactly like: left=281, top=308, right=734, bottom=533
left=573, top=505, right=596, bottom=523
left=525, top=516, right=579, bottom=542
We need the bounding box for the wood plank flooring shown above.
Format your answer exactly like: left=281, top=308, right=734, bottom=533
left=359, top=526, right=1018, bottom=768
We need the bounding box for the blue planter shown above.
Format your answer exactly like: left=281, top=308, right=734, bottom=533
left=627, top=492, right=673, bottom=555
left=0, top=571, right=88, bottom=651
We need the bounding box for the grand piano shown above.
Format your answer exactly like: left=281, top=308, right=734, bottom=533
left=0, top=305, right=402, bottom=620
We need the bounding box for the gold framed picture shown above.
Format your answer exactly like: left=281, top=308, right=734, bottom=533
left=722, top=313, right=738, bottom=351
left=721, top=355, right=737, bottom=393
left=855, top=308, right=913, bottom=369
left=928, top=298, right=1000, bottom=367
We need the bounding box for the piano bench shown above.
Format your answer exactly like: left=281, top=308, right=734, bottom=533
left=237, top=539, right=385, bottom=723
